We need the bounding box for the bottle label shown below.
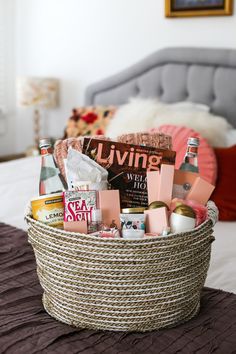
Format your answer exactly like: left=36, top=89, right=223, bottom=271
left=40, top=166, right=58, bottom=181
left=187, top=146, right=198, bottom=155
left=41, top=147, right=53, bottom=155
left=31, top=194, right=64, bottom=228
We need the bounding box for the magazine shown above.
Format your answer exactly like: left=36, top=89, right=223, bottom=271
left=83, top=138, right=176, bottom=208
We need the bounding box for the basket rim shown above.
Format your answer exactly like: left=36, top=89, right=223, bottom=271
left=25, top=201, right=218, bottom=243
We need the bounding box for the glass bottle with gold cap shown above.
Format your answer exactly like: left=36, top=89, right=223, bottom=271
left=39, top=138, right=67, bottom=196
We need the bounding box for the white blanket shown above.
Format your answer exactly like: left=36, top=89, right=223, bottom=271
left=106, top=98, right=231, bottom=147
left=0, top=157, right=235, bottom=293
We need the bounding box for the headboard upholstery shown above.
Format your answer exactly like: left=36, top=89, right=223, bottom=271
left=85, top=47, right=236, bottom=127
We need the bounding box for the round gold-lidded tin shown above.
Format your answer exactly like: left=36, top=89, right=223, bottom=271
left=148, top=201, right=169, bottom=210
left=173, top=204, right=196, bottom=218
left=121, top=207, right=146, bottom=214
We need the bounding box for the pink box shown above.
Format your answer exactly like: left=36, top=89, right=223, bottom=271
left=63, top=220, right=87, bottom=233
left=186, top=177, right=215, bottom=205
left=144, top=207, right=169, bottom=234
left=147, top=164, right=175, bottom=207
left=172, top=170, right=199, bottom=199
left=98, top=190, right=121, bottom=228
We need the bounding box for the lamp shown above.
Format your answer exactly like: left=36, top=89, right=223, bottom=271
left=17, top=77, right=59, bottom=154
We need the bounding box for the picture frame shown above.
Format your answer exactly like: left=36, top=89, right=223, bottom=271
left=165, top=0, right=233, bottom=18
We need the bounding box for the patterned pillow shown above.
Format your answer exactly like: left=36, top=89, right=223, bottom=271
left=63, top=106, right=116, bottom=139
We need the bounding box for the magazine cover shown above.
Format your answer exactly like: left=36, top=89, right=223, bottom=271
left=82, top=138, right=176, bottom=208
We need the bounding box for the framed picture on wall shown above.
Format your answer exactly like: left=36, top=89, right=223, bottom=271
left=165, top=0, right=233, bottom=17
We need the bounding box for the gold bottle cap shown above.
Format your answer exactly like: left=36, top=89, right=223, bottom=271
left=121, top=207, right=146, bottom=214
left=148, top=201, right=169, bottom=210
left=173, top=204, right=196, bottom=219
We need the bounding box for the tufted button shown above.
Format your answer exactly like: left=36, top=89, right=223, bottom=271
left=135, top=84, right=140, bottom=94
left=212, top=93, right=216, bottom=101
left=159, top=87, right=164, bottom=96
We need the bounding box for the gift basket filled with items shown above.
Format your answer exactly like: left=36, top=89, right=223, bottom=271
left=25, top=132, right=218, bottom=332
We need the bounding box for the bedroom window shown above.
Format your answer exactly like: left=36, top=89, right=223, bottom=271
left=0, top=0, right=14, bottom=141
left=0, top=1, right=6, bottom=111
left=0, top=0, right=7, bottom=135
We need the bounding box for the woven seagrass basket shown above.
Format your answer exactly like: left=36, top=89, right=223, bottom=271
left=25, top=201, right=218, bottom=332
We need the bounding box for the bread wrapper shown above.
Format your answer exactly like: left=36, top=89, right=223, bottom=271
left=65, top=148, right=108, bottom=191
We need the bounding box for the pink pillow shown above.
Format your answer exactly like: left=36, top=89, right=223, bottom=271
left=149, top=125, right=217, bottom=185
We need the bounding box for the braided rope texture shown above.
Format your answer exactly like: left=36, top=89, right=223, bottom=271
left=26, top=202, right=218, bottom=332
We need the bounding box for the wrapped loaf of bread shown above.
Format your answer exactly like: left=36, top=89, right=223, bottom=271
left=54, top=136, right=110, bottom=179
left=117, top=132, right=172, bottom=150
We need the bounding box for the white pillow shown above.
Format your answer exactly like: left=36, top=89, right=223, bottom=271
left=106, top=98, right=159, bottom=139
left=106, top=97, right=231, bottom=147
left=151, top=105, right=231, bottom=148
left=167, top=101, right=210, bottom=112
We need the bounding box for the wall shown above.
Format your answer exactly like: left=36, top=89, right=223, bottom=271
left=10, top=0, right=236, bottom=153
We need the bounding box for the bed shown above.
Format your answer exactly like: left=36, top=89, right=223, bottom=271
left=1, top=47, right=236, bottom=353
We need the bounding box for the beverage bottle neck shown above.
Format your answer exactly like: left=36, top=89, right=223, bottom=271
left=180, top=143, right=199, bottom=173
left=184, top=145, right=198, bottom=165
left=40, top=146, right=56, bottom=169
left=40, top=146, right=53, bottom=156
left=39, top=144, right=67, bottom=195
left=185, top=145, right=198, bottom=158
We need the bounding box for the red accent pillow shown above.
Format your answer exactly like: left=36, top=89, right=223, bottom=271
left=211, top=145, right=236, bottom=221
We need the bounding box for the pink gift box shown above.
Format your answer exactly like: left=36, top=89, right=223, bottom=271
left=186, top=177, right=215, bottom=205
left=144, top=207, right=169, bottom=234
left=98, top=190, right=121, bottom=228
left=147, top=164, right=175, bottom=207
left=63, top=220, right=87, bottom=233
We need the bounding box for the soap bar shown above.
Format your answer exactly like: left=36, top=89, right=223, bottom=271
left=144, top=207, right=169, bottom=234
left=186, top=177, right=215, bottom=205
left=147, top=164, right=175, bottom=207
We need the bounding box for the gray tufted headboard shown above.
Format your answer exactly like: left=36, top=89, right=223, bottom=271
left=85, top=47, right=236, bottom=127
